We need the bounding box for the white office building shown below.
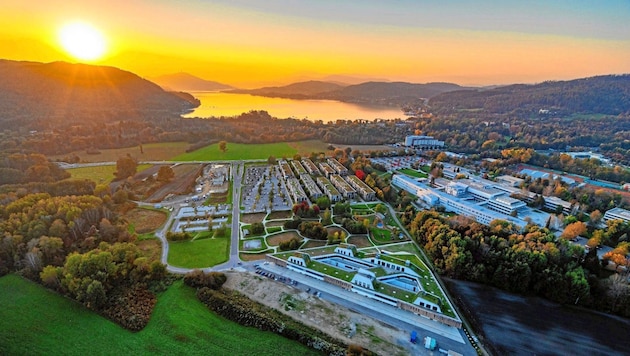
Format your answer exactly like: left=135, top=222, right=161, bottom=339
left=604, top=207, right=630, bottom=223
left=404, top=135, right=445, bottom=149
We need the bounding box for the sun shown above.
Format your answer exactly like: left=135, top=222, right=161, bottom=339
left=58, top=21, right=107, bottom=61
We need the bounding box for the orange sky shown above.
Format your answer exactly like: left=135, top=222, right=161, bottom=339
left=1, top=0, right=629, bottom=88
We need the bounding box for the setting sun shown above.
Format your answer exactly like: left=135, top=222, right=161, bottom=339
left=58, top=21, right=106, bottom=61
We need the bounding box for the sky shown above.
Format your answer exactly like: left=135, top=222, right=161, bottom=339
left=1, top=0, right=629, bottom=87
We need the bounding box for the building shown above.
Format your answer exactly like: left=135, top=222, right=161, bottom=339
left=316, top=176, right=342, bottom=202
left=278, top=160, right=294, bottom=179
left=496, top=175, right=525, bottom=188
left=392, top=174, right=550, bottom=230
left=285, top=177, right=308, bottom=203
left=300, top=174, right=323, bottom=200
left=604, top=207, right=630, bottom=224
left=290, top=160, right=308, bottom=177
left=544, top=196, right=573, bottom=214
left=327, top=158, right=348, bottom=176
left=301, top=158, right=321, bottom=175
left=346, top=175, right=376, bottom=201
left=404, top=135, right=445, bottom=149
left=318, top=162, right=336, bottom=178
left=331, top=174, right=357, bottom=199
left=519, top=168, right=576, bottom=186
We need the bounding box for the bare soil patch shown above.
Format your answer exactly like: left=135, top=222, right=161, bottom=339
left=239, top=252, right=272, bottom=261
left=144, top=164, right=203, bottom=202
left=301, top=240, right=328, bottom=249
left=267, top=232, right=301, bottom=246
left=267, top=211, right=292, bottom=220
left=347, top=235, right=373, bottom=248
left=265, top=220, right=287, bottom=227
left=224, top=272, right=409, bottom=356
left=241, top=213, right=267, bottom=224
left=125, top=208, right=167, bottom=233
left=136, top=238, right=161, bottom=261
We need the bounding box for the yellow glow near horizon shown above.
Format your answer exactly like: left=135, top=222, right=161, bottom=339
left=58, top=22, right=107, bottom=61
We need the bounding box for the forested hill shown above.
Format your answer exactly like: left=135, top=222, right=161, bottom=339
left=151, top=72, right=234, bottom=91
left=320, top=82, right=464, bottom=104
left=0, top=60, right=199, bottom=129
left=231, top=81, right=345, bottom=98
left=429, top=75, right=630, bottom=117
left=232, top=81, right=465, bottom=105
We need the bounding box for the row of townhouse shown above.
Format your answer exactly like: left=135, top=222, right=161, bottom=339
left=301, top=158, right=321, bottom=175
left=346, top=175, right=376, bottom=201
left=278, top=160, right=294, bottom=179
left=330, top=174, right=356, bottom=199
left=285, top=177, right=308, bottom=203
left=300, top=174, right=323, bottom=200
left=319, top=162, right=336, bottom=178
left=316, top=176, right=343, bottom=202
left=291, top=159, right=308, bottom=177
left=327, top=158, right=348, bottom=176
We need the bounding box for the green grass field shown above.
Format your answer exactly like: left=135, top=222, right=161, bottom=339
left=173, top=142, right=297, bottom=161
left=397, top=168, right=428, bottom=178
left=0, top=275, right=319, bottom=355
left=66, top=164, right=152, bottom=183
left=168, top=236, right=230, bottom=268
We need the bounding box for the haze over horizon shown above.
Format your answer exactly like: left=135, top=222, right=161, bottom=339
left=2, top=0, right=629, bottom=88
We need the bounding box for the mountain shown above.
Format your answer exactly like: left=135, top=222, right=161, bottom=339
left=232, top=80, right=465, bottom=105
left=231, top=80, right=345, bottom=98
left=151, top=72, right=234, bottom=91
left=321, top=82, right=465, bottom=103
left=430, top=75, right=630, bottom=117
left=0, top=60, right=199, bottom=129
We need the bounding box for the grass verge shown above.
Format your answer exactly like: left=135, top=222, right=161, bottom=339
left=0, top=275, right=318, bottom=355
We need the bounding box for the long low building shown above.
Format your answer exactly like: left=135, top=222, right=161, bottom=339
left=300, top=174, right=323, bottom=200
left=392, top=174, right=550, bottom=230
left=301, top=158, right=321, bottom=175
left=346, top=175, right=376, bottom=201
left=404, top=135, right=445, bottom=149
left=604, top=207, right=630, bottom=223
left=316, top=176, right=342, bottom=202
left=286, top=177, right=308, bottom=204
left=331, top=174, right=356, bottom=199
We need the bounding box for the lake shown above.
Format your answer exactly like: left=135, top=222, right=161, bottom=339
left=445, top=279, right=630, bottom=356
left=182, top=92, right=405, bottom=122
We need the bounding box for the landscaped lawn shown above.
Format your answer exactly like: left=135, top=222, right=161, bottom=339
left=370, top=227, right=393, bottom=243
left=0, top=275, right=319, bottom=355
left=397, top=168, right=428, bottom=178
left=168, top=236, right=229, bottom=268
left=173, top=142, right=297, bottom=161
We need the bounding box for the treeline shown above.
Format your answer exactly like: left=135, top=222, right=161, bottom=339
left=405, top=210, right=630, bottom=317
left=0, top=153, right=69, bottom=185
left=410, top=113, right=630, bottom=165
left=9, top=110, right=413, bottom=158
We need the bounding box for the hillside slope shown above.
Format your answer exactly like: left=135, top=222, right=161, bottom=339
left=231, top=81, right=345, bottom=98
left=0, top=60, right=199, bottom=129
left=430, top=75, right=630, bottom=117
left=151, top=72, right=234, bottom=91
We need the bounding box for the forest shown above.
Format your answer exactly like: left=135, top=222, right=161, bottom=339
left=402, top=209, right=630, bottom=317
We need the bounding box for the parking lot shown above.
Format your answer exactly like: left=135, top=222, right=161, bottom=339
left=241, top=165, right=291, bottom=213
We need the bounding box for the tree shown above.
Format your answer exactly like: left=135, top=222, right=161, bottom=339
left=315, top=196, right=331, bottom=210
left=219, top=141, right=227, bottom=153
left=267, top=155, right=277, bottom=164
left=157, top=166, right=175, bottom=182
left=322, top=209, right=332, bottom=226
left=589, top=210, right=603, bottom=228
left=114, top=155, right=137, bottom=180
left=292, top=154, right=302, bottom=161
left=562, top=221, right=587, bottom=240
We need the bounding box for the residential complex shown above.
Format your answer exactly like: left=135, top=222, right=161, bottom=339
left=331, top=174, right=356, bottom=199
left=317, top=176, right=343, bottom=202
left=327, top=158, right=348, bottom=176
left=346, top=175, right=376, bottom=201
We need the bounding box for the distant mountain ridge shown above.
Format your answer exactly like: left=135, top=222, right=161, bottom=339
left=0, top=60, right=199, bottom=129
left=151, top=72, right=234, bottom=91
left=231, top=80, right=345, bottom=98
left=233, top=80, right=466, bottom=105
left=430, top=74, right=630, bottom=116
